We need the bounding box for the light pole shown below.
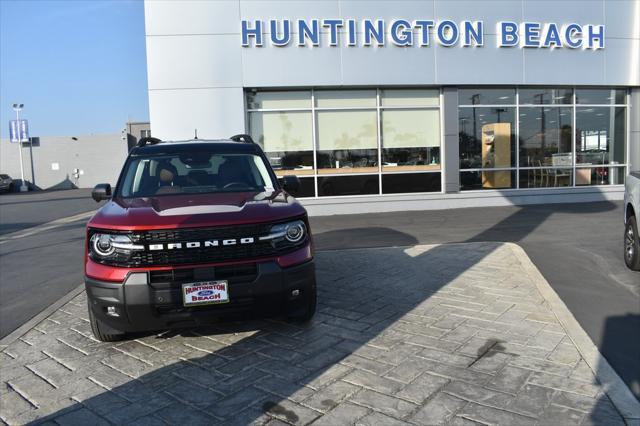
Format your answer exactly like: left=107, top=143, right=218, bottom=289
left=12, top=103, right=28, bottom=192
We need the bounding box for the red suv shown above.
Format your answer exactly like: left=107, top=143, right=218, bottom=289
left=85, top=135, right=316, bottom=341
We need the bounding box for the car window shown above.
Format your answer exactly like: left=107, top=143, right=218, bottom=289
left=119, top=152, right=275, bottom=198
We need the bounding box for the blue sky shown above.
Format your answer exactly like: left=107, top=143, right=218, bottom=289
left=0, top=0, right=149, bottom=138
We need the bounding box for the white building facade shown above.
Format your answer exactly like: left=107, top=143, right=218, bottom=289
left=144, top=0, right=640, bottom=215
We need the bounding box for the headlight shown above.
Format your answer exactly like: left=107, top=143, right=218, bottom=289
left=260, top=220, right=307, bottom=245
left=89, top=232, right=144, bottom=260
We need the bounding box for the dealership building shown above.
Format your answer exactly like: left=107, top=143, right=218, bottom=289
left=144, top=0, right=640, bottom=214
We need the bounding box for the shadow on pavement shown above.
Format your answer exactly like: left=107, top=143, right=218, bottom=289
left=598, top=313, right=640, bottom=399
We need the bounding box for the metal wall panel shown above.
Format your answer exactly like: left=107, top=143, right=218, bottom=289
left=148, top=88, right=245, bottom=140
left=144, top=0, right=240, bottom=35
left=146, top=35, right=242, bottom=90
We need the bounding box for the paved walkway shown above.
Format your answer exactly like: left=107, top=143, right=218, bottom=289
left=0, top=243, right=632, bottom=425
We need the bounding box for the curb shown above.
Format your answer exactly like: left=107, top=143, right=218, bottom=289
left=0, top=283, right=85, bottom=350
left=506, top=242, right=640, bottom=423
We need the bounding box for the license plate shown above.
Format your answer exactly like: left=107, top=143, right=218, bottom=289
left=182, top=281, right=229, bottom=306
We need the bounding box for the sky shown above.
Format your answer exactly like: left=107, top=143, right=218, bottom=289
left=0, top=0, right=149, bottom=138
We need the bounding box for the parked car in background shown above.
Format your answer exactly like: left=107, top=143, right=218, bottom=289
left=624, top=171, right=640, bottom=270
left=0, top=174, right=13, bottom=193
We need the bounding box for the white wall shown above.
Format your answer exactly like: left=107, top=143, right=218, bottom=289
left=0, top=134, right=128, bottom=190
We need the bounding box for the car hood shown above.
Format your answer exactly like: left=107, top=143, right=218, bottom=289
left=88, top=190, right=307, bottom=230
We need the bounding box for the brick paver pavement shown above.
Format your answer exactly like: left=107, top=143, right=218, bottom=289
left=0, top=242, right=628, bottom=425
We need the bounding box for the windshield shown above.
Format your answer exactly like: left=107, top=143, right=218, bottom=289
left=118, top=152, right=276, bottom=198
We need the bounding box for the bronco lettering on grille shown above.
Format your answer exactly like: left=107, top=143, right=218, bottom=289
left=148, top=237, right=255, bottom=251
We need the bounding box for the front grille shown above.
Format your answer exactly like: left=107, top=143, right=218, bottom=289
left=94, top=222, right=305, bottom=267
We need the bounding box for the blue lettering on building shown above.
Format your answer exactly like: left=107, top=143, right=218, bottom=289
left=543, top=23, right=562, bottom=48
left=523, top=22, right=541, bottom=47
left=363, top=19, right=385, bottom=46
left=240, top=19, right=605, bottom=50
left=500, top=22, right=519, bottom=46
left=414, top=20, right=434, bottom=46
left=437, top=20, right=459, bottom=47
left=565, top=23, right=583, bottom=48
left=270, top=19, right=291, bottom=46
left=463, top=21, right=484, bottom=46
left=390, top=19, right=413, bottom=46
left=298, top=19, right=320, bottom=46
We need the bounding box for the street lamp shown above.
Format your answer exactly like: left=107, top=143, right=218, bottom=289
left=12, top=103, right=28, bottom=192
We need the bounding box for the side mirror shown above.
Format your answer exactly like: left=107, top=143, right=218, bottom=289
left=91, top=183, right=112, bottom=202
left=281, top=175, right=300, bottom=193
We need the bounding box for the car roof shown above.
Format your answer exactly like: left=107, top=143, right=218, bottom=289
left=129, top=139, right=262, bottom=157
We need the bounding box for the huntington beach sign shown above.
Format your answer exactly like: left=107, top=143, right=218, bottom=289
left=241, top=19, right=605, bottom=49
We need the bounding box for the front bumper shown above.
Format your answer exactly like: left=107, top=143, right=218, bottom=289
left=85, top=259, right=315, bottom=333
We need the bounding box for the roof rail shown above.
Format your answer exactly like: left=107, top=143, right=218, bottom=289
left=229, top=134, right=255, bottom=144
left=137, top=137, right=162, bottom=147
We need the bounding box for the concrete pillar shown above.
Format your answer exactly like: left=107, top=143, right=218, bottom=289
left=442, top=87, right=460, bottom=193
left=630, top=88, right=640, bottom=172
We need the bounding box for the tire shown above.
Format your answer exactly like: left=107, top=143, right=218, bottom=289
left=624, top=215, right=640, bottom=271
left=287, top=286, right=317, bottom=323
left=88, top=303, right=125, bottom=342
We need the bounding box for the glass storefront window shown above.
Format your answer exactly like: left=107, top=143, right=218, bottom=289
left=248, top=111, right=314, bottom=175
left=381, top=89, right=439, bottom=107
left=316, top=110, right=378, bottom=174
left=317, top=175, right=379, bottom=196
left=246, top=91, right=311, bottom=109
left=576, top=89, right=626, bottom=105
left=519, top=107, right=573, bottom=167
left=519, top=88, right=573, bottom=105
left=381, top=109, right=440, bottom=172
left=280, top=176, right=315, bottom=197
left=459, top=107, right=516, bottom=169
left=315, top=90, right=377, bottom=108
left=576, top=107, right=626, bottom=165
left=459, top=88, right=516, bottom=105
left=575, top=167, right=626, bottom=186
left=460, top=170, right=516, bottom=190
left=382, top=173, right=441, bottom=194
left=519, top=168, right=573, bottom=188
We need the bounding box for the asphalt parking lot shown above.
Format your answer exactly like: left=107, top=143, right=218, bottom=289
left=0, top=190, right=103, bottom=339
left=0, top=243, right=634, bottom=425
left=0, top=190, right=638, bottom=403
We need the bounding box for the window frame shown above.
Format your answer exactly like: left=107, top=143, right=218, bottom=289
left=246, top=88, right=443, bottom=198
left=458, top=86, right=629, bottom=191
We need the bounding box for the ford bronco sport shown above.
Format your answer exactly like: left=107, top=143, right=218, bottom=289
left=86, top=135, right=316, bottom=341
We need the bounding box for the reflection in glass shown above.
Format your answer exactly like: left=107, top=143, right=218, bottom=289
left=382, top=173, right=441, bottom=194
left=519, top=107, right=572, bottom=167
left=381, top=89, right=439, bottom=107
left=382, top=109, right=440, bottom=172
left=576, top=107, right=626, bottom=165
left=246, top=91, right=311, bottom=109
left=575, top=167, right=626, bottom=186
left=519, top=88, right=572, bottom=104
left=316, top=110, right=378, bottom=173
left=248, top=111, right=314, bottom=175
left=459, top=107, right=516, bottom=169
left=280, top=176, right=315, bottom=197
left=460, top=170, right=516, bottom=190
left=317, top=175, right=379, bottom=196
left=315, top=90, right=377, bottom=108
left=458, top=88, right=515, bottom=105
left=519, top=168, right=573, bottom=188
left=576, top=89, right=626, bottom=105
